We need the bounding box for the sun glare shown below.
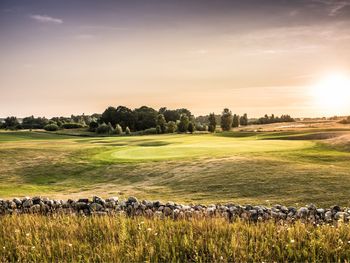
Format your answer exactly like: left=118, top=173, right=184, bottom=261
left=311, top=73, right=350, bottom=115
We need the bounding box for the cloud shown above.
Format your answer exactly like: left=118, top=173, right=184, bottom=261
left=30, top=14, right=63, bottom=24
left=312, top=0, right=350, bottom=16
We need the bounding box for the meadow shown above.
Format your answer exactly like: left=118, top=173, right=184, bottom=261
left=1, top=215, right=350, bottom=262
left=1, top=122, right=350, bottom=206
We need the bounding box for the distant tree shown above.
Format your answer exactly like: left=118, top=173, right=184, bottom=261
left=208, top=113, right=216, bottom=133
left=115, top=106, right=135, bottom=131
left=115, top=124, right=122, bottom=135
left=232, top=114, right=240, bottom=128
left=167, top=121, right=177, bottom=133
left=89, top=120, right=99, bottom=132
left=108, top=123, right=115, bottom=134
left=134, top=106, right=157, bottom=131
left=4, top=116, right=19, bottom=129
left=188, top=122, right=195, bottom=134
left=101, top=107, right=118, bottom=127
left=220, top=108, right=233, bottom=131
left=22, top=116, right=49, bottom=129
left=156, top=125, right=161, bottom=134
left=125, top=126, right=131, bottom=135
left=240, top=113, right=248, bottom=126
left=178, top=114, right=189, bottom=133
left=156, top=114, right=166, bottom=133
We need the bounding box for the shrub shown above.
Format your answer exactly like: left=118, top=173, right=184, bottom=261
left=178, top=114, right=189, bottom=133
left=167, top=121, right=177, bottom=133
left=195, top=123, right=207, bottom=131
left=61, top=123, right=84, bottom=129
left=89, top=121, right=99, bottom=132
left=115, top=124, right=122, bottom=135
left=125, top=126, right=131, bottom=135
left=208, top=113, right=216, bottom=133
left=188, top=122, right=195, bottom=134
left=44, top=124, right=59, bottom=131
left=96, top=123, right=111, bottom=134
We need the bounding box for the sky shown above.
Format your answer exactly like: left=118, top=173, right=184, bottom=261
left=1, top=0, right=350, bottom=118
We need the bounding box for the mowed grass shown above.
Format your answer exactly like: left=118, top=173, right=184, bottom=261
left=1, top=215, right=350, bottom=262
left=1, top=130, right=350, bottom=206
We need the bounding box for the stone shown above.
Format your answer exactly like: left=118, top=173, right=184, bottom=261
left=23, top=199, right=33, bottom=208
left=90, top=203, right=104, bottom=212
left=127, top=196, right=138, bottom=204
left=78, top=198, right=89, bottom=204
left=297, top=207, right=308, bottom=219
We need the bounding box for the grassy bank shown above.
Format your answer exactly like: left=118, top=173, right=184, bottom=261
left=1, top=215, right=350, bottom=262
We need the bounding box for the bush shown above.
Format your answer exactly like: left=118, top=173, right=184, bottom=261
left=115, top=124, right=122, bottom=135
left=143, top=127, right=157, bottom=135
left=61, top=123, right=84, bottom=129
left=96, top=123, right=111, bottom=134
left=195, top=123, right=207, bottom=131
left=44, top=124, right=59, bottom=131
left=89, top=121, right=99, bottom=132
left=188, top=122, right=195, bottom=134
left=167, top=121, right=177, bottom=133
left=125, top=127, right=131, bottom=135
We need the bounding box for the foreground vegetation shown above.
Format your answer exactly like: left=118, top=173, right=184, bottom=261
left=1, top=215, right=350, bottom=262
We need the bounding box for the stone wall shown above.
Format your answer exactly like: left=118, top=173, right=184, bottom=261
left=1, top=196, right=349, bottom=224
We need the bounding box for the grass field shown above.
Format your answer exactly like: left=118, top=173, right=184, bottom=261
left=1, top=215, right=350, bottom=262
left=1, top=124, right=350, bottom=206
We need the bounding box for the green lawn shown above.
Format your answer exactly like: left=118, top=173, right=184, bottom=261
left=1, top=130, right=350, bottom=206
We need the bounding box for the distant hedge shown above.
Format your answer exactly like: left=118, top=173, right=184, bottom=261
left=61, top=123, right=84, bottom=129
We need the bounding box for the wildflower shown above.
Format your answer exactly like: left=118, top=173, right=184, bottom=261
left=2, top=247, right=5, bottom=250
left=31, top=246, right=35, bottom=250
left=147, top=228, right=152, bottom=231
left=290, top=239, right=295, bottom=243
left=14, top=229, right=20, bottom=233
left=220, top=256, right=224, bottom=260
left=140, top=221, right=144, bottom=224
left=68, top=243, right=73, bottom=247
left=26, top=233, right=30, bottom=237
left=154, top=232, right=158, bottom=236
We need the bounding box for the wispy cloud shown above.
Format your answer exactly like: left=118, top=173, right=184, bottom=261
left=30, top=14, right=63, bottom=24
left=312, top=0, right=350, bottom=16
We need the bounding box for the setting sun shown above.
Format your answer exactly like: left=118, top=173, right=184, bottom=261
left=311, top=73, right=350, bottom=115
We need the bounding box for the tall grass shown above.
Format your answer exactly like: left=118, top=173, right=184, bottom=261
left=1, top=215, right=350, bottom=262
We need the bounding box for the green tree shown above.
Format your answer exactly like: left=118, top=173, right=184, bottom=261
left=4, top=116, right=19, bottom=129
left=101, top=107, right=118, bottom=127
left=156, top=114, right=166, bottom=133
left=220, top=108, right=233, bottom=131
left=240, top=113, right=248, bottom=126
left=232, top=114, right=240, bottom=128
left=166, top=121, right=177, bottom=133
left=188, top=122, right=195, bottom=134
left=208, top=113, right=216, bottom=133
left=177, top=114, right=189, bottom=133
left=134, top=106, right=157, bottom=131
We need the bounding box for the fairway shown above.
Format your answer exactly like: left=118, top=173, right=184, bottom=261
left=1, top=130, right=350, bottom=206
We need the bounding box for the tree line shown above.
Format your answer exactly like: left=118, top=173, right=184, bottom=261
left=0, top=106, right=297, bottom=135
